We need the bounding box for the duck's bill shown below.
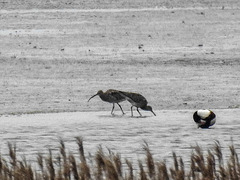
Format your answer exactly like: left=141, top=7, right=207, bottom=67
left=151, top=110, right=156, bottom=116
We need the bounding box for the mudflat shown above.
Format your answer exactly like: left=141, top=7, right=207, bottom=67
left=0, top=4, right=240, bottom=115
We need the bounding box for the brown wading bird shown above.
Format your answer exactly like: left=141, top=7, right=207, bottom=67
left=118, top=91, right=156, bottom=117
left=88, top=89, right=126, bottom=115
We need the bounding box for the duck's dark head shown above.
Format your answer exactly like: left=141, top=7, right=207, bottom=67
left=193, top=111, right=201, bottom=123
left=88, top=90, right=103, bottom=102
left=141, top=106, right=156, bottom=116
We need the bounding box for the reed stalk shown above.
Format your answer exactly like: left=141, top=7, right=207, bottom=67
left=0, top=138, right=239, bottom=180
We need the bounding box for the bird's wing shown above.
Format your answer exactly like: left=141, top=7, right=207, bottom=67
left=107, top=89, right=126, bottom=101
left=131, top=93, right=147, bottom=104
left=203, top=111, right=216, bottom=121
left=119, top=91, right=148, bottom=104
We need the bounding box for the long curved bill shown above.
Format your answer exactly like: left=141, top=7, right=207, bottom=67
left=88, top=94, right=98, bottom=102
left=151, top=110, right=156, bottom=116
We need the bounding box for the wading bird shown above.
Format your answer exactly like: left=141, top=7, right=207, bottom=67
left=193, top=109, right=216, bottom=128
left=119, top=91, right=156, bottom=117
left=88, top=89, right=126, bottom=115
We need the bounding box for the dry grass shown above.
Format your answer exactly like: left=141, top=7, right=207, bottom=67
left=0, top=137, right=239, bottom=180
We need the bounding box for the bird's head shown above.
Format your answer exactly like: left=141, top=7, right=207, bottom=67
left=88, top=90, right=103, bottom=102
left=141, top=106, right=156, bottom=116
left=193, top=111, right=201, bottom=123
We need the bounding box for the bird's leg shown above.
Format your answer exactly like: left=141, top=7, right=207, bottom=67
left=117, top=103, right=125, bottom=114
left=131, top=106, right=134, bottom=116
left=137, top=108, right=142, bottom=117
left=111, top=103, right=115, bottom=115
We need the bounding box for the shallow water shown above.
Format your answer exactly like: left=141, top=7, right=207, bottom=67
left=0, top=109, right=240, bottom=168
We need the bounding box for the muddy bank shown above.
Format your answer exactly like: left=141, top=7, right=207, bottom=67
left=0, top=8, right=240, bottom=114
left=1, top=0, right=240, bottom=10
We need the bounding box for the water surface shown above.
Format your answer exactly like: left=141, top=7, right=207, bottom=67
left=0, top=109, right=239, bottom=168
